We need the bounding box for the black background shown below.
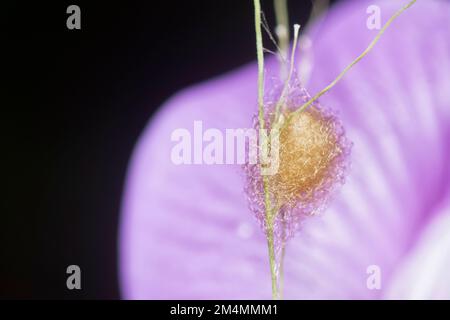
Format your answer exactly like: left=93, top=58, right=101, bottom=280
left=2, top=0, right=337, bottom=299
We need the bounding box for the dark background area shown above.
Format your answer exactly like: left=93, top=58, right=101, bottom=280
left=2, top=0, right=337, bottom=299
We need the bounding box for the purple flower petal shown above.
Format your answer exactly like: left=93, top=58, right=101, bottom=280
left=120, top=65, right=272, bottom=299
left=120, top=0, right=450, bottom=299
left=385, top=186, right=450, bottom=299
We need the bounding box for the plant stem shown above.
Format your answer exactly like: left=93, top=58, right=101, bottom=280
left=266, top=220, right=278, bottom=299
left=254, top=0, right=265, bottom=129
left=273, top=0, right=291, bottom=301
left=253, top=0, right=279, bottom=300
left=273, top=24, right=300, bottom=122
left=274, top=0, right=289, bottom=60
left=278, top=210, right=286, bottom=299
